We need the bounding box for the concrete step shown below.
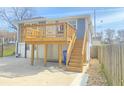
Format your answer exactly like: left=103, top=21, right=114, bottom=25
left=66, top=66, right=82, bottom=72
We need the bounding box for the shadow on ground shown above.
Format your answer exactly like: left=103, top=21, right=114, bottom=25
left=0, top=56, right=74, bottom=78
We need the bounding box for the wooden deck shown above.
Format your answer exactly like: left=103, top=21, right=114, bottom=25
left=22, top=22, right=75, bottom=44
left=21, top=22, right=77, bottom=67
left=21, top=22, right=89, bottom=72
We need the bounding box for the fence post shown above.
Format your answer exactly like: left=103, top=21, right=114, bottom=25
left=120, top=43, right=123, bottom=86
left=1, top=38, right=4, bottom=57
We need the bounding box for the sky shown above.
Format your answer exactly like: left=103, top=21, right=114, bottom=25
left=0, top=7, right=124, bottom=32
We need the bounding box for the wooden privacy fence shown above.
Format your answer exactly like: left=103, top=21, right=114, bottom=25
left=0, top=44, right=3, bottom=57
left=98, top=43, right=124, bottom=86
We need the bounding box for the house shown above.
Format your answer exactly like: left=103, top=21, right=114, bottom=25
left=15, top=15, right=92, bottom=72
left=0, top=30, right=16, bottom=44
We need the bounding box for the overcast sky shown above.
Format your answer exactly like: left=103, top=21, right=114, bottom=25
left=0, top=7, right=124, bottom=32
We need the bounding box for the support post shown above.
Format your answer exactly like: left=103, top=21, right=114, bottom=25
left=44, top=44, right=48, bottom=66
left=31, top=44, right=34, bottom=65
left=1, top=40, right=3, bottom=57
left=36, top=45, right=39, bottom=63
left=58, top=44, right=62, bottom=67
left=25, top=43, right=27, bottom=58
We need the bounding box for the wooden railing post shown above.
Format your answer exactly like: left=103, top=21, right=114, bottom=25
left=65, top=23, right=67, bottom=40
left=58, top=44, right=62, bottom=67
left=36, top=45, right=39, bottom=63
left=31, top=44, right=34, bottom=65
left=44, top=44, right=48, bottom=66
left=82, top=30, right=88, bottom=65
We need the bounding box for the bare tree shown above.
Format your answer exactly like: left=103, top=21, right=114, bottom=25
left=0, top=7, right=33, bottom=31
left=117, top=29, right=124, bottom=41
left=104, top=29, right=115, bottom=43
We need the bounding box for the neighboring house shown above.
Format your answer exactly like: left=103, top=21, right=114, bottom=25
left=15, top=15, right=92, bottom=72
left=0, top=30, right=16, bottom=44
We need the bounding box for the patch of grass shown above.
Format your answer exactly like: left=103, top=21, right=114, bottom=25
left=3, top=46, right=15, bottom=56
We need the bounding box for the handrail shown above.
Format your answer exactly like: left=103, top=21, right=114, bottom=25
left=66, top=26, right=76, bottom=66
left=66, top=23, right=76, bottom=41
left=81, top=29, right=88, bottom=65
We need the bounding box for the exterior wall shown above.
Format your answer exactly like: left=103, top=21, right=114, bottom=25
left=25, top=44, right=66, bottom=61
left=26, top=44, right=44, bottom=58
left=47, top=45, right=58, bottom=61
left=85, top=17, right=92, bottom=62
left=77, top=18, right=85, bottom=39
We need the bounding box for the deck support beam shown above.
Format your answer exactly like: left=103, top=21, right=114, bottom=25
left=58, top=44, right=62, bottom=67
left=44, top=44, right=48, bottom=66
left=36, top=45, right=39, bottom=63
left=31, top=44, right=34, bottom=65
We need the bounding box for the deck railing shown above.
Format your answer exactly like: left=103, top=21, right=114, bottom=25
left=22, top=22, right=76, bottom=42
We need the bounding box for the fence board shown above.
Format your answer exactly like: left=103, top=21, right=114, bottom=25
left=97, top=43, right=124, bottom=86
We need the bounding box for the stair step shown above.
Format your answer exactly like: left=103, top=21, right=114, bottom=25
left=72, top=50, right=82, bottom=52
left=70, top=57, right=82, bottom=61
left=70, top=59, right=82, bottom=63
left=66, top=66, right=82, bottom=72
left=73, top=48, right=82, bottom=50
left=74, top=46, right=82, bottom=48
left=69, top=62, right=82, bottom=67
left=72, top=52, right=82, bottom=54
left=71, top=53, right=81, bottom=56
left=75, top=43, right=82, bottom=45
left=71, top=55, right=82, bottom=59
left=66, top=39, right=84, bottom=73
left=73, top=47, right=82, bottom=49
left=72, top=49, right=82, bottom=52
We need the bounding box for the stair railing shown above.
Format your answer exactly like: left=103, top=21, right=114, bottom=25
left=66, top=23, right=76, bottom=67
left=81, top=29, right=88, bottom=66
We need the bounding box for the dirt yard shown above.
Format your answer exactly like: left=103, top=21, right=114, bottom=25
left=87, top=59, right=108, bottom=86
left=0, top=56, right=79, bottom=86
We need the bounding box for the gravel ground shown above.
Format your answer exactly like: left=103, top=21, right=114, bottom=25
left=87, top=59, right=108, bottom=86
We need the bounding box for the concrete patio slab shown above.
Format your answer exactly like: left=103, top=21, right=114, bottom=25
left=0, top=56, right=80, bottom=86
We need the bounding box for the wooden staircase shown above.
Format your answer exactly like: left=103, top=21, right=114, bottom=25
left=66, top=39, right=83, bottom=72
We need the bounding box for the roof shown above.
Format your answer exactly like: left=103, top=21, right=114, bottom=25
left=15, top=14, right=91, bottom=24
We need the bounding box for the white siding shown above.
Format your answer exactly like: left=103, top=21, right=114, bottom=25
left=18, top=43, right=25, bottom=57
left=27, top=45, right=44, bottom=58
